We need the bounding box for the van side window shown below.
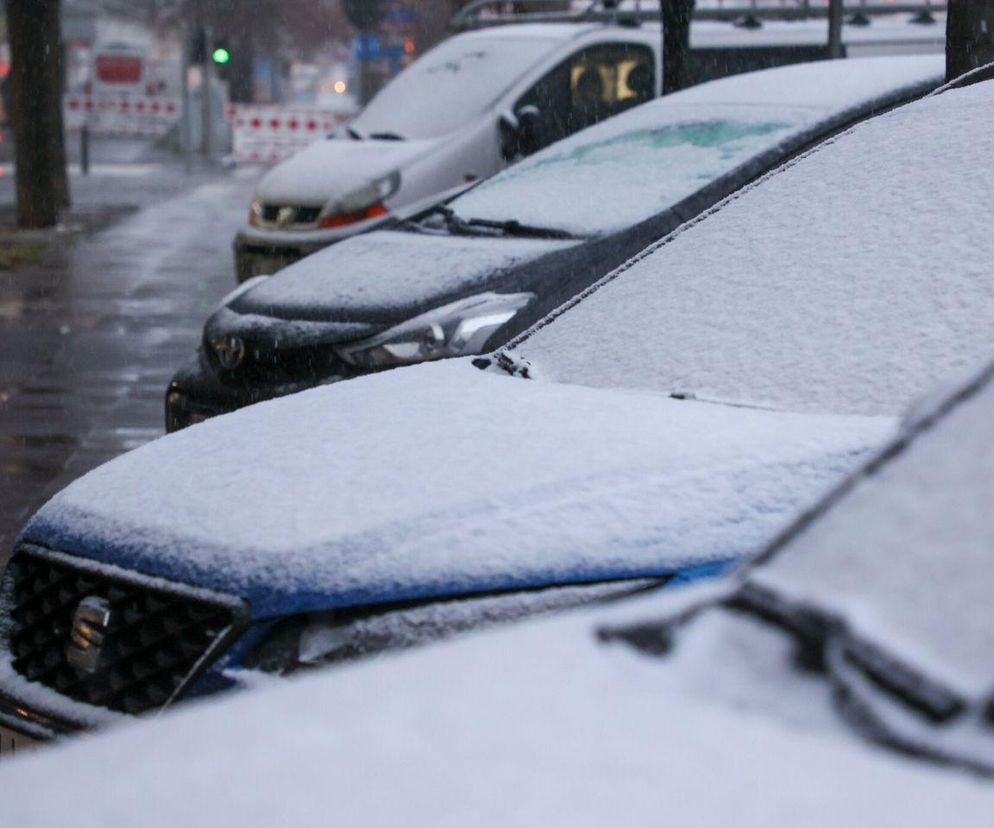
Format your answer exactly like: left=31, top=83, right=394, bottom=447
left=514, top=43, right=655, bottom=155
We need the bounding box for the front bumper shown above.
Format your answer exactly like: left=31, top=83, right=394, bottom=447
left=0, top=692, right=80, bottom=743
left=165, top=355, right=350, bottom=433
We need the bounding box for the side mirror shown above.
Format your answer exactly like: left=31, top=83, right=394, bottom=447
left=499, top=105, right=543, bottom=161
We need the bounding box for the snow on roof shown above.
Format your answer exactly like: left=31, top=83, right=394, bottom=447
left=3, top=581, right=993, bottom=827
left=692, top=16, right=945, bottom=51
left=751, top=359, right=994, bottom=700
left=511, top=79, right=994, bottom=417
left=661, top=53, right=942, bottom=109
left=456, top=21, right=600, bottom=42
left=20, top=360, right=891, bottom=617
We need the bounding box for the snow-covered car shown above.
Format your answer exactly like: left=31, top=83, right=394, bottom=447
left=4, top=357, right=994, bottom=820
left=3, top=63, right=994, bottom=748
left=232, top=21, right=663, bottom=280
left=168, top=55, right=943, bottom=431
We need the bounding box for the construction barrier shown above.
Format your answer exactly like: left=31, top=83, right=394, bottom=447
left=227, top=104, right=353, bottom=164
left=64, top=93, right=181, bottom=138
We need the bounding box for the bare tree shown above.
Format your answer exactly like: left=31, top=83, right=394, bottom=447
left=946, top=0, right=994, bottom=81
left=660, top=0, right=695, bottom=93
left=6, top=0, right=70, bottom=228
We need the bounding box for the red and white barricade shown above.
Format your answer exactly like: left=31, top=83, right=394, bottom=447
left=227, top=104, right=353, bottom=164
left=64, top=93, right=181, bottom=138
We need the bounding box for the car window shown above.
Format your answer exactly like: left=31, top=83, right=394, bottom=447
left=514, top=43, right=655, bottom=154
left=352, top=35, right=559, bottom=140
left=450, top=102, right=806, bottom=237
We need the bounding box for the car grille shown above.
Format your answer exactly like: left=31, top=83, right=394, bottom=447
left=2, top=546, right=247, bottom=716
left=260, top=204, right=322, bottom=226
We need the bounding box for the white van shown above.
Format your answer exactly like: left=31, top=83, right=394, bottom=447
left=233, top=22, right=662, bottom=280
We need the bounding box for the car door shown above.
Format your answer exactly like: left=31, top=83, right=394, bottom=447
left=511, top=42, right=656, bottom=157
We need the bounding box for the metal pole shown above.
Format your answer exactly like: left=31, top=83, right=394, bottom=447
left=202, top=26, right=214, bottom=160
left=80, top=124, right=89, bottom=175
left=180, top=22, right=193, bottom=174
left=828, top=0, right=844, bottom=58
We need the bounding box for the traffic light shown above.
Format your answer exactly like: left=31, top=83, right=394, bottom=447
left=211, top=36, right=233, bottom=82
left=212, top=40, right=231, bottom=66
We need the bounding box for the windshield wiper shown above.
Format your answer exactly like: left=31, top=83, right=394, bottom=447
left=346, top=126, right=364, bottom=140
left=463, top=216, right=575, bottom=240
left=427, top=205, right=574, bottom=240
left=369, top=131, right=405, bottom=141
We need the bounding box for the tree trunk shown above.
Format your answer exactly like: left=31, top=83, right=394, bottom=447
left=7, top=0, right=69, bottom=228
left=946, top=0, right=994, bottom=82
left=660, top=0, right=696, bottom=94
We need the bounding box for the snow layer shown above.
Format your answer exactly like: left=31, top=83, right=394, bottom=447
left=20, top=360, right=892, bottom=617
left=451, top=56, right=942, bottom=237
left=2, top=586, right=992, bottom=827
left=254, top=137, right=438, bottom=206
left=513, top=80, right=994, bottom=417
left=234, top=230, right=573, bottom=318
left=691, top=16, right=945, bottom=51
left=753, top=364, right=994, bottom=699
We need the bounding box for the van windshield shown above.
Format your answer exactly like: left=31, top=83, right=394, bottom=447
left=351, top=35, right=560, bottom=140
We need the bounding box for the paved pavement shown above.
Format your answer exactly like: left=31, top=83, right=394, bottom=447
left=0, top=140, right=260, bottom=562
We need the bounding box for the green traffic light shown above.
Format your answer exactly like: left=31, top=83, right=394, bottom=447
left=212, top=47, right=231, bottom=65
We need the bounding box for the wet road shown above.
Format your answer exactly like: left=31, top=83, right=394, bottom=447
left=0, top=145, right=259, bottom=562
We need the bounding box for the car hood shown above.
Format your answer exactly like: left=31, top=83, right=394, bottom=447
left=229, top=230, right=577, bottom=323
left=253, top=138, right=440, bottom=206
left=19, top=361, right=896, bottom=619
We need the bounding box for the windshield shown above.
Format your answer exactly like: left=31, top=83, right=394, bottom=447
left=351, top=35, right=559, bottom=140
left=449, top=103, right=803, bottom=237
left=748, top=369, right=994, bottom=700
left=510, top=84, right=994, bottom=418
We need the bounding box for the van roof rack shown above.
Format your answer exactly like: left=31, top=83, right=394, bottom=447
left=449, top=0, right=945, bottom=32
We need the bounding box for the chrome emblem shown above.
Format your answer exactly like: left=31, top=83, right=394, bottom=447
left=66, top=596, right=112, bottom=674
left=213, top=334, right=246, bottom=370
left=275, top=206, right=296, bottom=228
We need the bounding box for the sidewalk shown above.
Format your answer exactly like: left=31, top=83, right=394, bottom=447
left=0, top=151, right=259, bottom=562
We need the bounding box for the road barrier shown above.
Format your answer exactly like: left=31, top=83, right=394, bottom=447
left=227, top=104, right=353, bottom=164
left=64, top=93, right=181, bottom=138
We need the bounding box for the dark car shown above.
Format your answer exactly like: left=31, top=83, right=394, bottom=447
left=166, top=56, right=941, bottom=431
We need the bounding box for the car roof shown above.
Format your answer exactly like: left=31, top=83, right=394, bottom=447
left=507, top=77, right=994, bottom=418
left=455, top=21, right=603, bottom=43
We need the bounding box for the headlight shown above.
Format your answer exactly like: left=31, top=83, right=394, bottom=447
left=318, top=171, right=400, bottom=230
left=249, top=199, right=263, bottom=227
left=336, top=292, right=533, bottom=370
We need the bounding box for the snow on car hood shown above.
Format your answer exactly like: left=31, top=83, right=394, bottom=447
left=253, top=137, right=438, bottom=206
left=231, top=230, right=576, bottom=320
left=19, top=361, right=895, bottom=618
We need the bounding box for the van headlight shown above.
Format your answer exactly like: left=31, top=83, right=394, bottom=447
left=318, top=171, right=400, bottom=230
left=336, top=292, right=533, bottom=369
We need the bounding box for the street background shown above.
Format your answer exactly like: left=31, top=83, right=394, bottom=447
left=0, top=138, right=256, bottom=559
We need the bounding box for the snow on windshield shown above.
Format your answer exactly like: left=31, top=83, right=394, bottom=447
left=512, top=81, right=994, bottom=417
left=451, top=106, right=802, bottom=237
left=352, top=34, right=558, bottom=139
left=751, top=366, right=994, bottom=698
